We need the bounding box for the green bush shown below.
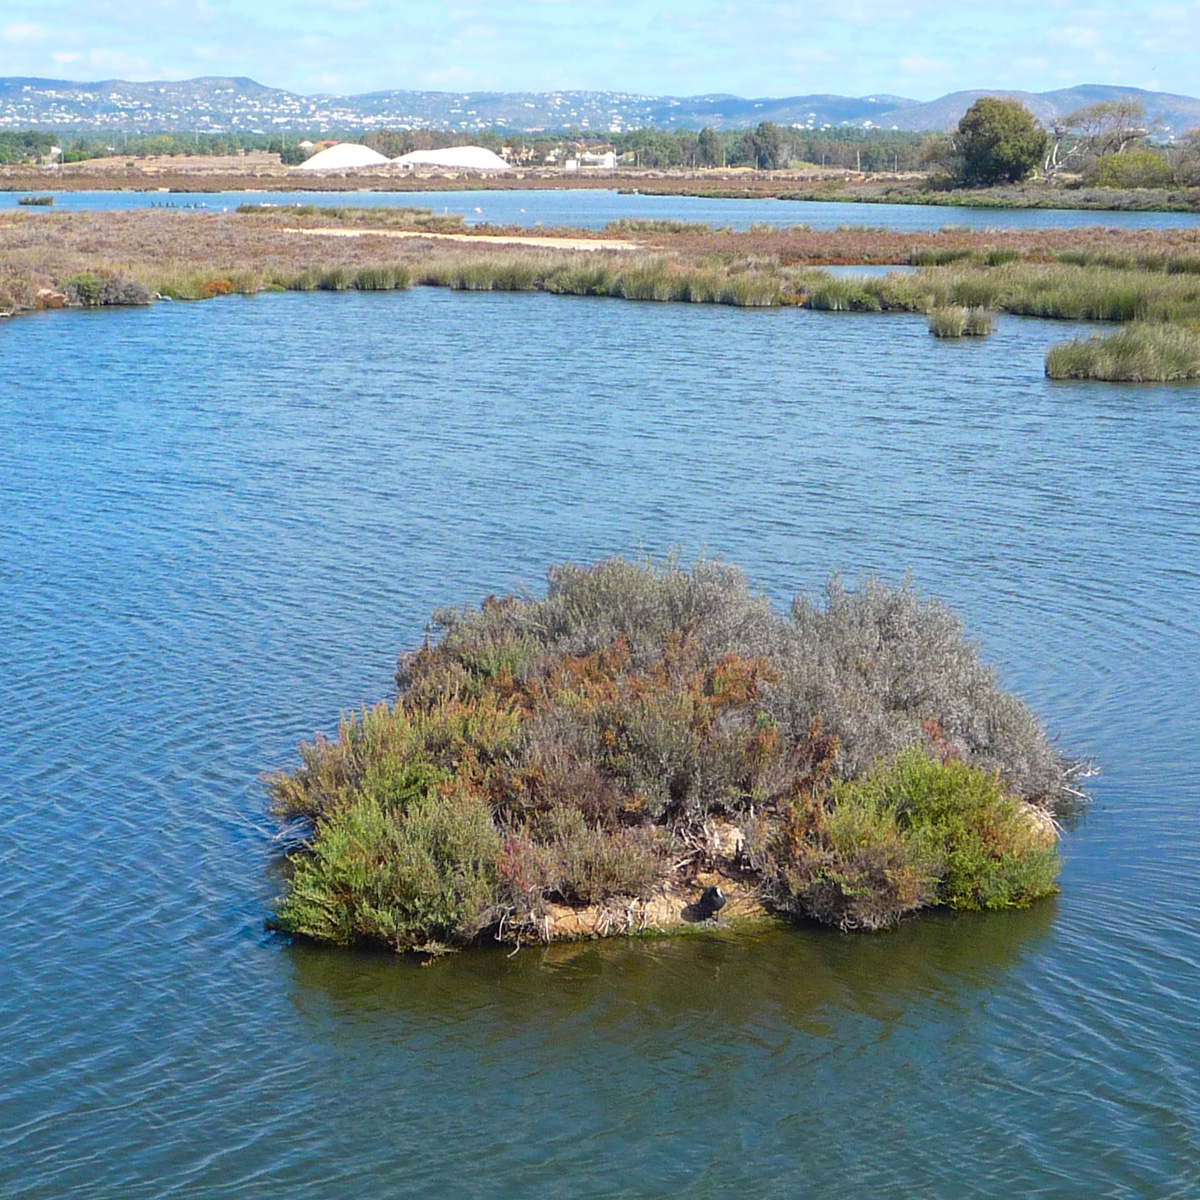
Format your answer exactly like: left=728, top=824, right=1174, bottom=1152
left=65, top=273, right=104, bottom=307
left=274, top=784, right=500, bottom=952
left=1091, top=149, right=1173, bottom=190
left=956, top=97, right=1048, bottom=186
left=763, top=749, right=1059, bottom=929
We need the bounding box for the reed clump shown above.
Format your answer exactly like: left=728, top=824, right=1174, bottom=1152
left=604, top=218, right=730, bottom=235
left=1045, top=322, right=1200, bottom=381
left=929, top=305, right=968, bottom=337
left=804, top=277, right=883, bottom=312
left=803, top=263, right=1200, bottom=325
left=269, top=556, right=1077, bottom=954
left=929, top=306, right=993, bottom=337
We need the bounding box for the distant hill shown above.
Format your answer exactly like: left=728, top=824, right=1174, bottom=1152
left=878, top=85, right=1200, bottom=136
left=1, top=76, right=1197, bottom=137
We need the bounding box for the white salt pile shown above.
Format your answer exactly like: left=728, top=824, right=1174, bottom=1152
left=392, top=146, right=510, bottom=172
left=294, top=143, right=392, bottom=171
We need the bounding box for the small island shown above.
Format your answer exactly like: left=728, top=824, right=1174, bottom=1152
left=269, top=557, right=1080, bottom=955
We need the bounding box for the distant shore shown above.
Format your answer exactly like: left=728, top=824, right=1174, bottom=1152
left=3, top=158, right=1199, bottom=213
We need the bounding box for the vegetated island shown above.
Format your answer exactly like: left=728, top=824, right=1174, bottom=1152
left=4, top=204, right=1200, bottom=380
left=268, top=557, right=1084, bottom=956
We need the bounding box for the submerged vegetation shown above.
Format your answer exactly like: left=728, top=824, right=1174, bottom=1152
left=269, top=557, right=1078, bottom=954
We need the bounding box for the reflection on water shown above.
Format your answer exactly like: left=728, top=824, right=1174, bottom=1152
left=2, top=289, right=1200, bottom=1197
left=290, top=904, right=1057, bottom=1039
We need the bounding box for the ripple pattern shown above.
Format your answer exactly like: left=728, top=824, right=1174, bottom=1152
left=2, top=291, right=1199, bottom=1198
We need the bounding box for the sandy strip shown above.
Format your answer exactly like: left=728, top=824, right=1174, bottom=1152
left=283, top=226, right=635, bottom=251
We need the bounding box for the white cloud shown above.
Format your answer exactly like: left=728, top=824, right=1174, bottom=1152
left=85, top=47, right=156, bottom=73
left=899, top=54, right=947, bottom=74
left=1048, top=24, right=1104, bottom=49
left=1, top=22, right=47, bottom=42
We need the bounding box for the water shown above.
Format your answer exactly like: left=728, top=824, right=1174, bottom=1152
left=2, top=290, right=1199, bottom=1197
left=5, top=185, right=1200, bottom=231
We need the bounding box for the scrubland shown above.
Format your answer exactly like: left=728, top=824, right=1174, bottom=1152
left=268, top=557, right=1080, bottom=955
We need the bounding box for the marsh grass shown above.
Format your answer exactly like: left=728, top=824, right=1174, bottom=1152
left=804, top=276, right=883, bottom=312
left=604, top=217, right=730, bottom=235
left=1045, top=322, right=1200, bottom=381
left=808, top=263, right=1200, bottom=325
left=930, top=306, right=993, bottom=337
left=352, top=264, right=413, bottom=291
left=929, top=306, right=968, bottom=337
left=964, top=307, right=994, bottom=335
left=5, top=211, right=1199, bottom=376
left=614, top=259, right=685, bottom=301
left=543, top=261, right=616, bottom=296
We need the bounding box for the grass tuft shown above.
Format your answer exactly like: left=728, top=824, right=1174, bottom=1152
left=1045, top=322, right=1200, bottom=381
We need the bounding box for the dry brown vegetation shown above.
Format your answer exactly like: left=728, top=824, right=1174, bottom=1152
left=4, top=206, right=1200, bottom=307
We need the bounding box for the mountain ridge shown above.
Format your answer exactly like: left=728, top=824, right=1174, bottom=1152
left=1, top=76, right=1198, bottom=136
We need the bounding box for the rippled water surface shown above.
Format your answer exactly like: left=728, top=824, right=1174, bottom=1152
left=2, top=289, right=1199, bottom=1198
left=6, top=185, right=1200, bottom=231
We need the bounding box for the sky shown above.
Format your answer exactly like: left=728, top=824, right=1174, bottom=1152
left=0, top=0, right=1197, bottom=100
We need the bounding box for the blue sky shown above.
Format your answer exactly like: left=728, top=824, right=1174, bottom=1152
left=1, top=1, right=1196, bottom=99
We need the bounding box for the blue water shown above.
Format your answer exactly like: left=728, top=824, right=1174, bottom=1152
left=5, top=185, right=1200, bottom=231
left=2, top=289, right=1200, bottom=1197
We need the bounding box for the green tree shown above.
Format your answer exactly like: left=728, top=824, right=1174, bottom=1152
left=955, top=98, right=1048, bottom=186
left=741, top=121, right=785, bottom=170
left=697, top=126, right=721, bottom=166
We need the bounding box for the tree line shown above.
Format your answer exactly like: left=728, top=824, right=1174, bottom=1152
left=4, top=106, right=1198, bottom=188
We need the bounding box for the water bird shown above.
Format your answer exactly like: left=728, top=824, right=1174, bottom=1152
left=698, top=885, right=726, bottom=921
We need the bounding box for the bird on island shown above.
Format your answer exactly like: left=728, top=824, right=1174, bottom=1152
left=698, top=885, right=727, bottom=921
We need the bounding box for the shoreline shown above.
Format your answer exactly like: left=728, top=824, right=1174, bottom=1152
left=3, top=163, right=1199, bottom=214
left=4, top=208, right=1199, bottom=379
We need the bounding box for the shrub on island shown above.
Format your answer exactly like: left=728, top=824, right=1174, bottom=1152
left=269, top=557, right=1077, bottom=954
